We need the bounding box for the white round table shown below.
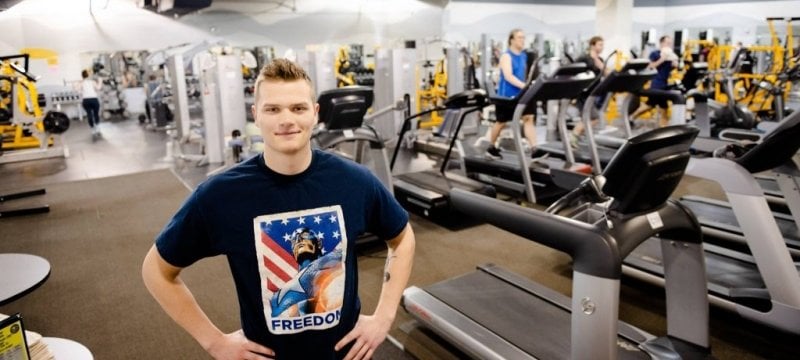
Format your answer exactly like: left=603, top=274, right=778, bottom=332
left=42, top=337, right=93, bottom=360
left=0, top=253, right=51, bottom=306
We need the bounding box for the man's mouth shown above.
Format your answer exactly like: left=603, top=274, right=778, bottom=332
left=276, top=130, right=301, bottom=136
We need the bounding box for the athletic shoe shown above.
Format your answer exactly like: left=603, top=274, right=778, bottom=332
left=486, top=145, right=502, bottom=159
left=569, top=133, right=580, bottom=149
left=473, top=137, right=489, bottom=149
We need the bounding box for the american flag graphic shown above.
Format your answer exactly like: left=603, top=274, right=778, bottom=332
left=253, top=205, right=348, bottom=295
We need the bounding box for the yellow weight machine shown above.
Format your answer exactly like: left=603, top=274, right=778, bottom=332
left=0, top=54, right=70, bottom=163
left=334, top=45, right=375, bottom=88
left=416, top=58, right=447, bottom=128
left=679, top=18, right=795, bottom=121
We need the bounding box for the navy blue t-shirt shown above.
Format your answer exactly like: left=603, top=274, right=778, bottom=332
left=155, top=149, right=409, bottom=359
left=649, top=50, right=673, bottom=89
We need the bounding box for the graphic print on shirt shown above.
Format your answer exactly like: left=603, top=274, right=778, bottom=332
left=253, top=205, right=348, bottom=335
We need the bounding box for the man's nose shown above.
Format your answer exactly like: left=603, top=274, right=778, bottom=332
left=277, top=111, right=295, bottom=126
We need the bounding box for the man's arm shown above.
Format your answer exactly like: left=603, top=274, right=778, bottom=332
left=499, top=53, right=527, bottom=89
left=335, top=223, right=416, bottom=360
left=591, top=54, right=611, bottom=76
left=142, top=245, right=274, bottom=360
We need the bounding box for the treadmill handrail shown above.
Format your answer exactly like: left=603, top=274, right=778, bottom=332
left=450, top=188, right=621, bottom=278
left=735, top=109, right=800, bottom=174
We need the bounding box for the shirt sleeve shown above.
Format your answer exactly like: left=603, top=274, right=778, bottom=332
left=366, top=173, right=409, bottom=241
left=649, top=50, right=660, bottom=62
left=155, top=188, right=221, bottom=267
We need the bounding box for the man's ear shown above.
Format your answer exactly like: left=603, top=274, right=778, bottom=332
left=314, top=102, right=320, bottom=125
left=251, top=104, right=259, bottom=127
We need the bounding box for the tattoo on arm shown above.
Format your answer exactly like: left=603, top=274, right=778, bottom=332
left=384, top=255, right=397, bottom=283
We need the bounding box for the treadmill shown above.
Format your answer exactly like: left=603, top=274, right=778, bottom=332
left=463, top=63, right=597, bottom=204
left=680, top=112, right=800, bottom=258
left=312, top=86, right=394, bottom=245
left=391, top=89, right=496, bottom=223
left=539, top=58, right=655, bottom=171
left=623, top=110, right=800, bottom=334
left=404, top=126, right=710, bottom=359
left=313, top=86, right=393, bottom=192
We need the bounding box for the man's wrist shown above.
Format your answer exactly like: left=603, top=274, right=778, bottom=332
left=199, top=330, right=225, bottom=352
left=372, top=309, right=397, bottom=326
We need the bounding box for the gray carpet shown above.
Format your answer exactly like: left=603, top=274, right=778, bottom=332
left=2, top=170, right=797, bottom=359
left=0, top=170, right=410, bottom=360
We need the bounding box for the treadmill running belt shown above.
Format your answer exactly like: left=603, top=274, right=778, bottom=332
left=395, top=170, right=487, bottom=195
left=425, top=270, right=647, bottom=360
left=681, top=199, right=800, bottom=249
left=626, top=238, right=800, bottom=299
left=756, top=177, right=781, bottom=197
left=537, top=141, right=618, bottom=166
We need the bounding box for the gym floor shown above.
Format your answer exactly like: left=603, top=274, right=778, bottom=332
left=1, top=118, right=798, bottom=359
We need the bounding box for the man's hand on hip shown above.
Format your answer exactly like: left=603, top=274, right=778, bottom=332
left=335, top=314, right=393, bottom=360
left=207, top=330, right=275, bottom=360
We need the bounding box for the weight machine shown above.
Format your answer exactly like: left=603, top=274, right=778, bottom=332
left=0, top=54, right=70, bottom=164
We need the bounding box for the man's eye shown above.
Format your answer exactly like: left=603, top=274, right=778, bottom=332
left=293, top=106, right=308, bottom=112
left=264, top=107, right=279, bottom=113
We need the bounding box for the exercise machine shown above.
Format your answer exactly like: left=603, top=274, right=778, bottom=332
left=463, top=63, right=596, bottom=204
left=404, top=126, right=710, bottom=359
left=538, top=58, right=655, bottom=171
left=0, top=54, right=70, bottom=164
left=624, top=110, right=800, bottom=334
left=391, top=89, right=496, bottom=224
left=312, top=86, right=393, bottom=193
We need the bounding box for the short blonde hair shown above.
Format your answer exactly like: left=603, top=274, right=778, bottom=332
left=254, top=58, right=315, bottom=103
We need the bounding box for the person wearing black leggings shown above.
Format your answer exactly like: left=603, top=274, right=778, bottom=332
left=81, top=69, right=102, bottom=137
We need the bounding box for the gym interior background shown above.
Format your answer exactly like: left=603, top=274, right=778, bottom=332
left=1, top=0, right=799, bottom=359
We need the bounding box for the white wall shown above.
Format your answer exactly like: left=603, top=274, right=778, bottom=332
left=1, top=0, right=798, bottom=86
left=0, top=0, right=215, bottom=85
left=663, top=1, right=800, bottom=45
left=178, top=0, right=443, bottom=57
left=442, top=2, right=596, bottom=46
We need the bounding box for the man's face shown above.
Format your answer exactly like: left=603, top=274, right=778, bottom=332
left=511, top=32, right=526, bottom=50
left=662, top=37, right=673, bottom=49
left=592, top=40, right=604, bottom=54
left=252, top=80, right=319, bottom=156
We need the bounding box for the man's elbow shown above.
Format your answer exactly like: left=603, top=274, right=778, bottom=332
left=388, top=224, right=415, bottom=252
left=142, top=246, right=179, bottom=288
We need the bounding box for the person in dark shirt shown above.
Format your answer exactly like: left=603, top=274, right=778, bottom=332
left=569, top=35, right=608, bottom=148
left=630, top=35, right=679, bottom=127
left=142, top=59, right=416, bottom=360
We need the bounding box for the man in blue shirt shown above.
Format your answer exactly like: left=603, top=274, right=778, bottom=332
left=142, top=59, right=416, bottom=360
left=480, top=28, right=537, bottom=159
left=631, top=35, right=678, bottom=127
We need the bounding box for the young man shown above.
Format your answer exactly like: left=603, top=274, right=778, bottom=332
left=482, top=28, right=537, bottom=159
left=142, top=59, right=415, bottom=360
left=630, top=35, right=679, bottom=127
left=570, top=36, right=609, bottom=148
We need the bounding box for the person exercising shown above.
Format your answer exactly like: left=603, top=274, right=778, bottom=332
left=630, top=35, right=679, bottom=127
left=142, top=59, right=416, bottom=360
left=80, top=69, right=102, bottom=138
left=483, top=28, right=537, bottom=159
left=570, top=36, right=609, bottom=148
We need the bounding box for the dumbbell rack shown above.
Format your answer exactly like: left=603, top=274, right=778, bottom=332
left=46, top=90, right=82, bottom=120
left=98, top=79, right=130, bottom=120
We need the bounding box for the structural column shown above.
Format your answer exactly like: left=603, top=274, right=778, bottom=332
left=596, top=0, right=633, bottom=58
